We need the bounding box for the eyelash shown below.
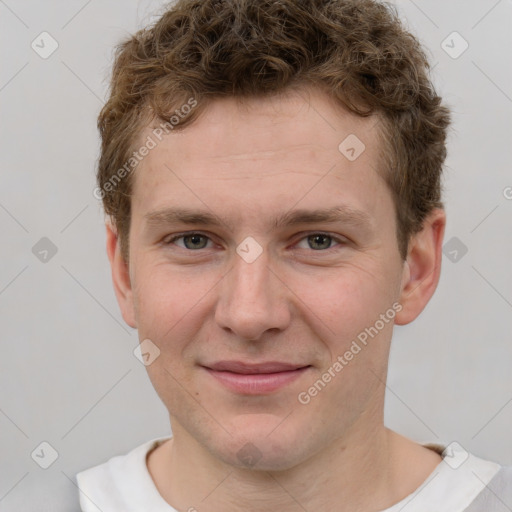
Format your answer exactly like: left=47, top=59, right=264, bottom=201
left=162, top=231, right=347, bottom=252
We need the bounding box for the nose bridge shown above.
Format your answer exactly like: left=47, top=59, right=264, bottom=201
left=215, top=245, right=289, bottom=339
left=232, top=250, right=271, bottom=303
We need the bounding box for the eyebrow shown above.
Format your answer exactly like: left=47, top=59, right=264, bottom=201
left=144, top=205, right=373, bottom=232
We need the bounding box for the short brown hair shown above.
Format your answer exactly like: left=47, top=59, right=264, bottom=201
left=97, top=0, right=451, bottom=261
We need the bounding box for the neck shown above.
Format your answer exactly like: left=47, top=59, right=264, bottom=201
left=148, top=413, right=438, bottom=511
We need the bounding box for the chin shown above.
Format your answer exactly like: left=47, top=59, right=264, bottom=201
left=216, top=414, right=314, bottom=472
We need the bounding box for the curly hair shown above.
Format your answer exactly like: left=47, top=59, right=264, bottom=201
left=96, top=0, right=451, bottom=261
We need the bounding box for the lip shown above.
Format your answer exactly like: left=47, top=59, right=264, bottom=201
left=201, top=361, right=311, bottom=394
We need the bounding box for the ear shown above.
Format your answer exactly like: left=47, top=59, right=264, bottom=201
left=105, top=222, right=137, bottom=329
left=394, top=208, right=446, bottom=325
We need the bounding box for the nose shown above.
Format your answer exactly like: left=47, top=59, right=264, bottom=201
left=214, top=246, right=291, bottom=341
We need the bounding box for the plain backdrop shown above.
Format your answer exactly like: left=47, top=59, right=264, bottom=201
left=0, top=0, right=511, bottom=510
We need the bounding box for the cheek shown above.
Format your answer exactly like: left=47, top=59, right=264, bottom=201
left=293, top=262, right=396, bottom=345
left=132, top=261, right=216, bottom=332
left=131, top=262, right=227, bottom=377
left=144, top=355, right=204, bottom=430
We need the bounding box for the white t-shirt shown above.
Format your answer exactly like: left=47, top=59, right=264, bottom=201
left=76, top=437, right=512, bottom=511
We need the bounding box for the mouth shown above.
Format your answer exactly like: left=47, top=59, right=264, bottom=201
left=201, top=361, right=312, bottom=395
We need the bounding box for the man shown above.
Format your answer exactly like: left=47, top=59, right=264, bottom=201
left=77, top=0, right=512, bottom=510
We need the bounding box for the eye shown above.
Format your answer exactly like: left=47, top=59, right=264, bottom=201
left=162, top=231, right=347, bottom=252
left=164, top=232, right=213, bottom=250
left=295, top=233, right=345, bottom=251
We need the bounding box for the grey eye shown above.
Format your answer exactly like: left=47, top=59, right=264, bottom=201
left=181, top=234, right=209, bottom=249
left=306, top=234, right=334, bottom=250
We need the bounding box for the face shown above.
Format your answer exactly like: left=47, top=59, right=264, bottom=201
left=108, top=87, right=445, bottom=471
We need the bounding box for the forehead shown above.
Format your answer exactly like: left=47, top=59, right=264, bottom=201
left=131, top=87, right=389, bottom=223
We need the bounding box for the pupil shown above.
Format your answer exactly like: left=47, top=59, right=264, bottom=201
left=186, top=235, right=205, bottom=249
left=310, top=234, right=330, bottom=250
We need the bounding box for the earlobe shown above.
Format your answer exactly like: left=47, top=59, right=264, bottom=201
left=106, top=222, right=137, bottom=329
left=394, top=209, right=446, bottom=326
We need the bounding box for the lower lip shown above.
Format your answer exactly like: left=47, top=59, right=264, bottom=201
left=203, top=366, right=311, bottom=394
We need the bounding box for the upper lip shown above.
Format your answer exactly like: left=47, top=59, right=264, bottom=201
left=203, top=361, right=310, bottom=374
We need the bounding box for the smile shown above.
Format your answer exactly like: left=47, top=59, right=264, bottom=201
left=201, top=362, right=312, bottom=394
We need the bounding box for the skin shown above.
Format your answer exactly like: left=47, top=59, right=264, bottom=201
left=106, top=86, right=446, bottom=511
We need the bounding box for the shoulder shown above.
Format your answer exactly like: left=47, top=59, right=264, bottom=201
left=386, top=440, right=511, bottom=512
left=465, top=465, right=512, bottom=511
left=75, top=436, right=172, bottom=512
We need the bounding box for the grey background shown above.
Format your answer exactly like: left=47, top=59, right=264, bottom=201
left=0, top=0, right=511, bottom=510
